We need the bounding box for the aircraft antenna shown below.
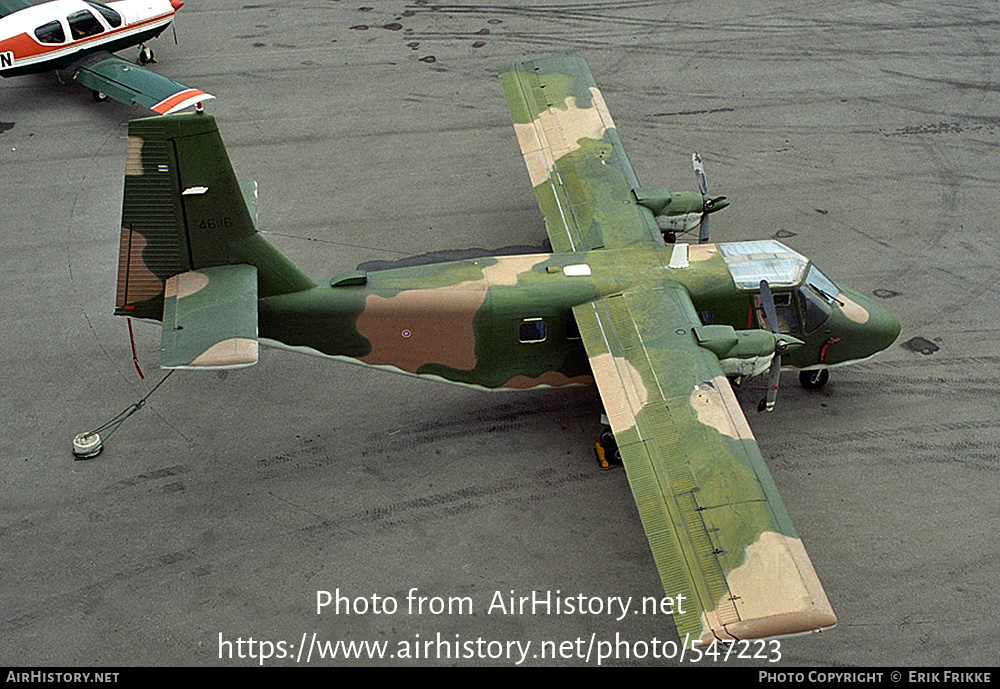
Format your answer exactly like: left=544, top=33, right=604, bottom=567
left=71, top=370, right=175, bottom=459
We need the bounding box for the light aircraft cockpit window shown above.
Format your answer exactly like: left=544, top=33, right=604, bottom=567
left=519, top=319, right=547, bottom=343
left=67, top=9, right=105, bottom=40
left=754, top=291, right=799, bottom=335
left=87, top=2, right=122, bottom=28
left=798, top=285, right=832, bottom=333
left=804, top=265, right=840, bottom=303
left=34, top=20, right=66, bottom=44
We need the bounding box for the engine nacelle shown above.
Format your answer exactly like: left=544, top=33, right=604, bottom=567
left=694, top=325, right=802, bottom=379
left=634, top=188, right=729, bottom=233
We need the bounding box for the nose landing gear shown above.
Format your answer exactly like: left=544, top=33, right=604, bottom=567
left=799, top=368, right=830, bottom=390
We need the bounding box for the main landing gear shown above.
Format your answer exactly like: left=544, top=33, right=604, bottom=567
left=594, top=425, right=622, bottom=469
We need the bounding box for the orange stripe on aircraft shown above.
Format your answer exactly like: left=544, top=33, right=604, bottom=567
left=152, top=88, right=208, bottom=114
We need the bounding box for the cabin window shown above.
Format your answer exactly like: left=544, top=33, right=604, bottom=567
left=67, top=10, right=105, bottom=40
left=518, top=318, right=547, bottom=343
left=34, top=21, right=66, bottom=44
left=87, top=2, right=122, bottom=28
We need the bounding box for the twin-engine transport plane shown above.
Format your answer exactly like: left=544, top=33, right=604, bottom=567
left=0, top=0, right=212, bottom=113
left=109, top=57, right=899, bottom=646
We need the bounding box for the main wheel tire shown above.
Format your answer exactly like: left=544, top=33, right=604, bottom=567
left=799, top=368, right=830, bottom=389
left=91, top=90, right=108, bottom=102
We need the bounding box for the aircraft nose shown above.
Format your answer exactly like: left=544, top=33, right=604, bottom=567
left=838, top=288, right=900, bottom=357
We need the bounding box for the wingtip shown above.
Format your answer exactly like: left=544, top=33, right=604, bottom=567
left=153, top=90, right=216, bottom=115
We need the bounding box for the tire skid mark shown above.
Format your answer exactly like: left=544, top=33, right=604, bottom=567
left=2, top=548, right=197, bottom=635
left=298, top=468, right=607, bottom=535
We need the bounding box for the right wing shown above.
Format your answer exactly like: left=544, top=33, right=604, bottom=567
left=572, top=284, right=836, bottom=645
left=71, top=52, right=213, bottom=114
left=498, top=56, right=661, bottom=253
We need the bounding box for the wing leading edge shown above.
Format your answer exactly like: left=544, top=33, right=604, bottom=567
left=572, top=284, right=836, bottom=645
left=498, top=56, right=660, bottom=253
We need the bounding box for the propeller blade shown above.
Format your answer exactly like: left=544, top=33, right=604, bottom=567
left=699, top=213, right=710, bottom=243
left=692, top=152, right=708, bottom=195
left=759, top=280, right=780, bottom=334
left=758, top=279, right=782, bottom=412
left=763, top=353, right=781, bottom=412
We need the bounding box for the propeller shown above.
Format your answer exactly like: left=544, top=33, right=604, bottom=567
left=691, top=153, right=727, bottom=243
left=758, top=279, right=787, bottom=412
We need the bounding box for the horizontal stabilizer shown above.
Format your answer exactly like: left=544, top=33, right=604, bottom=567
left=71, top=53, right=213, bottom=114
left=160, top=265, right=258, bottom=369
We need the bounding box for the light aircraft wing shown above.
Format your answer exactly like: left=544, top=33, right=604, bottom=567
left=70, top=52, right=213, bottom=114
left=572, top=284, right=837, bottom=645
left=160, top=265, right=258, bottom=369
left=498, top=56, right=661, bottom=253
left=0, top=0, right=31, bottom=19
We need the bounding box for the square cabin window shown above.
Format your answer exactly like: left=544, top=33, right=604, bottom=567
left=518, top=319, right=547, bottom=343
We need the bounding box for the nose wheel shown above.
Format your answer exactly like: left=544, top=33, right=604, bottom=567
left=138, top=46, right=155, bottom=65
left=799, top=368, right=830, bottom=389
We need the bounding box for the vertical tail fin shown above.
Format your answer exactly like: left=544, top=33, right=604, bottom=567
left=115, top=112, right=314, bottom=321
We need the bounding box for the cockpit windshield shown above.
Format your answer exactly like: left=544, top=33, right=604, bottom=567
left=724, top=243, right=841, bottom=335
left=804, top=265, right=840, bottom=303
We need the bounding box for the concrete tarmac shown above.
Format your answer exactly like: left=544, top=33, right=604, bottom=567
left=1, top=0, right=997, bottom=666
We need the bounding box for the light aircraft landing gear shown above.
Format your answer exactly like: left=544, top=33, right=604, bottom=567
left=91, top=89, right=108, bottom=102
left=595, top=425, right=622, bottom=469
left=138, top=45, right=155, bottom=65
left=799, top=368, right=830, bottom=390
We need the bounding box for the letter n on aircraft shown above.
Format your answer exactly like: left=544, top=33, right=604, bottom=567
left=1, top=52, right=13, bottom=69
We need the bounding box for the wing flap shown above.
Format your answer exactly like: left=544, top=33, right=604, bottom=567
left=70, top=53, right=213, bottom=114
left=573, top=286, right=836, bottom=644
left=160, top=265, right=258, bottom=369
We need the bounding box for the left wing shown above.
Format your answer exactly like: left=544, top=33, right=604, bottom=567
left=71, top=52, right=213, bottom=114
left=498, top=56, right=660, bottom=253
left=572, top=284, right=836, bottom=645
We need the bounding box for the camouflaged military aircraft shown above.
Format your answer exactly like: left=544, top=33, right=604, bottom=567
left=110, top=57, right=899, bottom=646
left=0, top=0, right=212, bottom=114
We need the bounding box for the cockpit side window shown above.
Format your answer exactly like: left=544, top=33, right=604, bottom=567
left=798, top=286, right=831, bottom=333
left=754, top=291, right=800, bottom=335
left=34, top=20, right=66, bottom=44
left=87, top=2, right=122, bottom=28
left=67, top=9, right=105, bottom=40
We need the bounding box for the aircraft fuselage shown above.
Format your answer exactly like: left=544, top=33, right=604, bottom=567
left=257, top=243, right=899, bottom=391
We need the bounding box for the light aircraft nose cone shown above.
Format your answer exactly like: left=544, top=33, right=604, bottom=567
left=840, top=287, right=900, bottom=357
